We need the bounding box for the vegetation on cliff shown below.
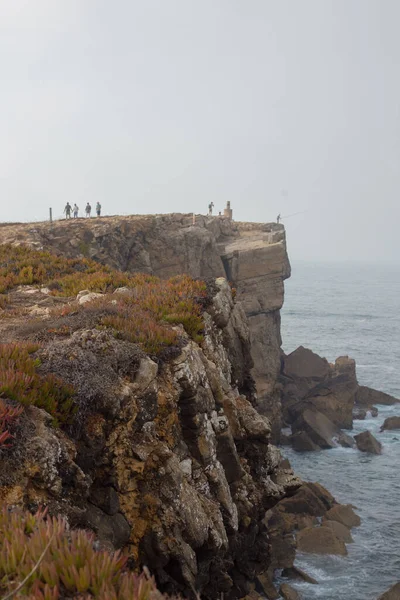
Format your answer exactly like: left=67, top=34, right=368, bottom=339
left=0, top=244, right=207, bottom=448
left=0, top=507, right=164, bottom=600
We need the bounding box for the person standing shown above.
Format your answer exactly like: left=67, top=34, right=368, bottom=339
left=85, top=202, right=92, bottom=218
left=277, top=213, right=281, bottom=224
left=64, top=202, right=72, bottom=219
left=73, top=204, right=79, bottom=218
left=96, top=202, right=101, bottom=217
left=208, top=202, right=214, bottom=215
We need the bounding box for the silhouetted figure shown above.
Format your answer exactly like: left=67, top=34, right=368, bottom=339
left=208, top=202, right=214, bottom=215
left=73, top=204, right=79, bottom=218
left=277, top=213, right=281, bottom=224
left=96, top=202, right=101, bottom=217
left=64, top=203, right=72, bottom=219
left=85, top=203, right=92, bottom=218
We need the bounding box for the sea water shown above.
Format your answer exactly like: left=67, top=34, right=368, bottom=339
left=279, top=261, right=400, bottom=600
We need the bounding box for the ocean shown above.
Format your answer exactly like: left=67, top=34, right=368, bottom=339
left=280, top=260, right=400, bottom=600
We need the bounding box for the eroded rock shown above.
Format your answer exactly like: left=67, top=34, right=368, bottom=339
left=354, top=430, right=382, bottom=455
left=296, top=526, right=347, bottom=556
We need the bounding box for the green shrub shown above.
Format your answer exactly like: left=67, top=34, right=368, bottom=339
left=0, top=506, right=164, bottom=599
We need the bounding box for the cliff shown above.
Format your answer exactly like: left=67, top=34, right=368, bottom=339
left=0, top=243, right=299, bottom=599
left=0, top=214, right=290, bottom=440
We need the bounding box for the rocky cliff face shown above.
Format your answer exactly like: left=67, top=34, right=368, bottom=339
left=0, top=277, right=299, bottom=599
left=0, top=214, right=290, bottom=440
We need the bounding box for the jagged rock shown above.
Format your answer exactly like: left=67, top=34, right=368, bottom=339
left=356, top=386, right=399, bottom=407
left=325, top=504, right=361, bottom=527
left=380, top=416, right=400, bottom=432
left=369, top=406, right=379, bottom=417
left=354, top=430, right=382, bottom=454
left=279, top=583, right=301, bottom=600
left=323, top=519, right=353, bottom=543
left=282, top=350, right=357, bottom=431
left=302, top=481, right=336, bottom=511
left=283, top=346, right=330, bottom=380
left=278, top=484, right=328, bottom=517
left=296, top=526, right=347, bottom=555
left=281, top=566, right=318, bottom=584
left=0, top=215, right=290, bottom=442
left=292, top=408, right=350, bottom=449
left=290, top=431, right=320, bottom=452
left=377, top=583, right=400, bottom=600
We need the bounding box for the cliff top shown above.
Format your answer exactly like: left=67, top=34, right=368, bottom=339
left=0, top=212, right=285, bottom=248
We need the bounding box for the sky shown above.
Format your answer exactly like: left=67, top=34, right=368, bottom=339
left=1, top=0, right=399, bottom=263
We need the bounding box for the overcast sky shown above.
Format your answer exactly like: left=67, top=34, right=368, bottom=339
left=1, top=0, right=399, bottom=263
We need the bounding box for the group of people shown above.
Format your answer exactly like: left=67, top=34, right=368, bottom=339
left=64, top=202, right=102, bottom=219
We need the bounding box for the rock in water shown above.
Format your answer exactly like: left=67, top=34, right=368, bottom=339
left=279, top=583, right=302, bottom=600
left=377, top=582, right=400, bottom=600
left=353, top=407, right=367, bottom=420
left=290, top=431, right=321, bottom=452
left=281, top=566, right=318, bottom=584
left=356, top=386, right=399, bottom=406
left=323, top=519, right=354, bottom=543
left=292, top=408, right=344, bottom=449
left=325, top=504, right=361, bottom=527
left=296, top=526, right=347, bottom=555
left=354, top=430, right=382, bottom=454
left=380, top=416, right=400, bottom=432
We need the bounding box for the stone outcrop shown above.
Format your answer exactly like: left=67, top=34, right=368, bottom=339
left=0, top=277, right=300, bottom=599
left=0, top=214, right=290, bottom=442
left=262, top=480, right=359, bottom=582
left=280, top=345, right=399, bottom=453
left=281, top=349, right=357, bottom=431
left=296, top=526, right=347, bottom=556
left=380, top=417, right=400, bottom=432
left=356, top=386, right=399, bottom=407
left=291, top=408, right=354, bottom=450
left=354, top=431, right=382, bottom=454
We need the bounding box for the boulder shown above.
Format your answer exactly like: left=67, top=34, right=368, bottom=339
left=337, top=431, right=355, bottom=448
left=78, top=291, right=103, bottom=305
left=278, top=484, right=328, bottom=517
left=296, top=526, right=347, bottom=556
left=281, top=566, right=318, bottom=584
left=279, top=583, right=301, bottom=600
left=356, top=386, right=399, bottom=407
left=283, top=346, right=330, bottom=380
left=369, top=406, right=379, bottom=417
left=290, top=431, right=320, bottom=452
left=292, top=409, right=341, bottom=449
left=380, top=416, right=400, bottom=432
left=353, top=407, right=367, bottom=420
left=325, top=504, right=361, bottom=528
left=323, top=519, right=353, bottom=543
left=354, top=430, right=382, bottom=455
left=304, top=481, right=336, bottom=510
left=377, top=583, right=400, bottom=600
left=304, top=374, right=356, bottom=430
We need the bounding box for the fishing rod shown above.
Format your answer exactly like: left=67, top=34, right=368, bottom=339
left=281, top=210, right=308, bottom=220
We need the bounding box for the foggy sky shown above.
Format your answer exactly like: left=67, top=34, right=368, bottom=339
left=1, top=0, right=399, bottom=264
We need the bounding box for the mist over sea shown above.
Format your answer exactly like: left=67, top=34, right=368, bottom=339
left=280, top=261, right=400, bottom=600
